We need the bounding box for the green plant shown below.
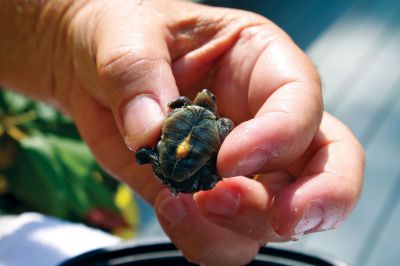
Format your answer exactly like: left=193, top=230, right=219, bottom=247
left=0, top=89, right=138, bottom=236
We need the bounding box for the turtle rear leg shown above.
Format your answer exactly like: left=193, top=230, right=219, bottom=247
left=168, top=96, right=192, bottom=109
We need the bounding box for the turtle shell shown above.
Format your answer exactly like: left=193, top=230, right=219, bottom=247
left=157, top=105, right=221, bottom=182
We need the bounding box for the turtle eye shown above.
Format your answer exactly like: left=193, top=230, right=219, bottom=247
left=211, top=95, right=216, bottom=101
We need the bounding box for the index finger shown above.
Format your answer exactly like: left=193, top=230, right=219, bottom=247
left=215, top=24, right=323, bottom=176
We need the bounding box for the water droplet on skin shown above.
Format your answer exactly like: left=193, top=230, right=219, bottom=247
left=171, top=189, right=178, bottom=197
left=124, top=136, right=136, bottom=151
left=271, top=221, right=280, bottom=235
left=268, top=196, right=276, bottom=208
left=291, top=232, right=304, bottom=241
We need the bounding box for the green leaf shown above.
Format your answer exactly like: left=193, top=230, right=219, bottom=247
left=0, top=89, right=33, bottom=114
left=7, top=133, right=120, bottom=221
left=8, top=135, right=71, bottom=218
left=0, top=89, right=80, bottom=139
left=0, top=89, right=138, bottom=231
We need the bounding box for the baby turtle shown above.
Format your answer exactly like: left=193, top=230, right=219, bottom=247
left=135, top=89, right=234, bottom=194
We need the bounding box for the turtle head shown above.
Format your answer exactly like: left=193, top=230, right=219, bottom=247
left=193, top=89, right=218, bottom=116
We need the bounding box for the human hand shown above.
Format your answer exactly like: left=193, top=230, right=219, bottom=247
left=0, top=0, right=364, bottom=265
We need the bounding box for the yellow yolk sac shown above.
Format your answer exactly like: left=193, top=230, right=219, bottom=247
left=176, top=135, right=191, bottom=160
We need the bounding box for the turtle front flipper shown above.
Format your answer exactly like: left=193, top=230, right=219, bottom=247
left=136, top=147, right=156, bottom=164
left=135, top=147, right=164, bottom=179
left=217, top=117, right=234, bottom=141
left=168, top=96, right=192, bottom=109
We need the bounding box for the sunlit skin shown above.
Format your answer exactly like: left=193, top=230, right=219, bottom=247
left=0, top=1, right=364, bottom=265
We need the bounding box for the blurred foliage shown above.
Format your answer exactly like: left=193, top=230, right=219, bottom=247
left=0, top=89, right=138, bottom=237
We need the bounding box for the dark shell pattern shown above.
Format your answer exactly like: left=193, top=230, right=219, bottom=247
left=158, top=105, right=221, bottom=182
left=135, top=89, right=234, bottom=194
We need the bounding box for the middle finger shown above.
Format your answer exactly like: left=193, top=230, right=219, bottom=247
left=194, top=176, right=285, bottom=244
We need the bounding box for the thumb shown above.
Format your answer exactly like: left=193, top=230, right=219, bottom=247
left=96, top=20, right=178, bottom=151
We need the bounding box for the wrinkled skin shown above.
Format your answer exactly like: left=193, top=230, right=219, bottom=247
left=0, top=1, right=364, bottom=265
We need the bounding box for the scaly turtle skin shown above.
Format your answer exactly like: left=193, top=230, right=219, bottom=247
left=135, top=89, right=234, bottom=194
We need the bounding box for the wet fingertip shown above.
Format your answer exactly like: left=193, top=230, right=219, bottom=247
left=268, top=198, right=299, bottom=239
left=217, top=122, right=283, bottom=177
left=205, top=189, right=240, bottom=218
left=197, top=177, right=272, bottom=221
left=271, top=200, right=344, bottom=241
left=293, top=203, right=324, bottom=237
left=193, top=190, right=208, bottom=207
left=156, top=189, right=187, bottom=227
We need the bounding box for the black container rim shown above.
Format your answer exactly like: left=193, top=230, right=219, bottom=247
left=59, top=238, right=348, bottom=266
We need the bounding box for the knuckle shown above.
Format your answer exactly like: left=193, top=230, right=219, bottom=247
left=96, top=48, right=170, bottom=109
left=171, top=236, right=221, bottom=265
left=182, top=249, right=206, bottom=265
left=222, top=8, right=270, bottom=26
left=181, top=242, right=256, bottom=266
left=182, top=247, right=220, bottom=266
left=97, top=49, right=164, bottom=84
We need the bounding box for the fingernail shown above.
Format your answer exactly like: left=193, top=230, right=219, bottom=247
left=232, top=149, right=269, bottom=176
left=203, top=190, right=240, bottom=217
left=230, top=146, right=281, bottom=176
left=293, top=203, right=324, bottom=238
left=158, top=193, right=186, bottom=227
left=319, top=207, right=343, bottom=232
left=123, top=95, right=164, bottom=141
